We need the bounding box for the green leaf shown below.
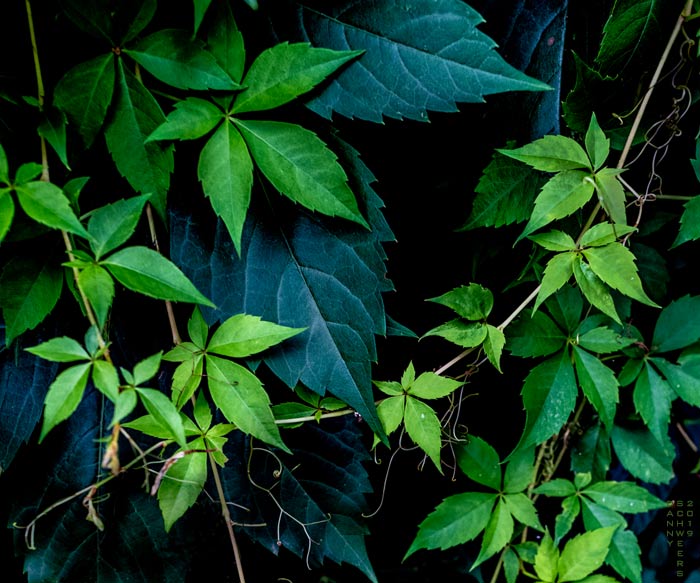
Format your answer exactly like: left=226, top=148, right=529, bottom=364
left=573, top=346, right=618, bottom=430
left=582, top=243, right=659, bottom=307
left=187, top=307, right=209, bottom=348
left=120, top=0, right=157, bottom=44
left=408, top=372, right=463, bottom=400
left=171, top=355, right=204, bottom=409
left=78, top=264, right=115, bottom=328
left=376, top=395, right=404, bottom=437
left=572, top=422, right=612, bottom=482
left=579, top=222, right=636, bottom=248
left=461, top=151, right=545, bottom=230
left=405, top=492, right=496, bottom=557
left=0, top=142, right=9, bottom=184
left=534, top=531, right=559, bottom=583
left=672, top=195, right=700, bottom=247
left=208, top=313, right=305, bottom=358
left=534, top=252, right=575, bottom=312
left=504, top=492, right=543, bottom=531
left=136, top=387, right=187, bottom=447
left=102, top=246, right=215, bottom=307
left=472, top=497, right=514, bottom=569
left=611, top=425, right=674, bottom=484
left=26, top=336, right=90, bottom=363
left=157, top=442, right=208, bottom=531
left=632, top=361, right=674, bottom=442
left=15, top=181, right=88, bottom=237
left=104, top=61, right=173, bottom=219
left=233, top=43, right=362, bottom=114
left=651, top=295, right=700, bottom=353
left=554, top=495, right=580, bottom=543
left=0, top=191, right=13, bottom=244
left=484, top=324, right=506, bottom=372
left=533, top=478, right=576, bottom=498
left=403, top=396, right=443, bottom=471
left=577, top=327, right=635, bottom=354
left=503, top=446, right=536, bottom=493
left=558, top=526, right=616, bottom=582
left=503, top=547, right=520, bottom=583
left=456, top=435, right=501, bottom=490
left=92, top=359, right=120, bottom=403
left=39, top=363, right=91, bottom=442
left=15, top=163, right=43, bottom=185
left=54, top=54, right=115, bottom=148
left=125, top=29, right=238, bottom=90
left=507, top=310, right=567, bottom=358
left=0, top=255, right=63, bottom=344
left=594, top=168, right=627, bottom=225
left=585, top=113, right=610, bottom=171
left=197, top=122, right=254, bottom=254
left=583, top=481, right=667, bottom=513
left=373, top=380, right=403, bottom=397
left=498, top=135, right=591, bottom=172
left=529, top=230, right=577, bottom=252
left=38, top=108, right=70, bottom=170
left=654, top=354, right=700, bottom=407
left=574, top=256, right=621, bottom=324
left=133, top=352, right=162, bottom=386
left=519, top=170, right=596, bottom=241
left=423, top=319, right=487, bottom=348
left=517, top=351, right=578, bottom=451
left=87, top=194, right=151, bottom=259
left=148, top=97, right=223, bottom=142
left=206, top=355, right=288, bottom=452
left=235, top=118, right=368, bottom=229
left=112, top=388, right=138, bottom=424
left=205, top=0, right=245, bottom=83
left=428, top=283, right=493, bottom=320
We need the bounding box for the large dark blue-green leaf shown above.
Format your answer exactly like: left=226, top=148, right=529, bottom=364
left=265, top=0, right=550, bottom=122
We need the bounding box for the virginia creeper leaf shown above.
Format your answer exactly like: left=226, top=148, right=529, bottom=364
left=503, top=493, right=542, bottom=531
left=484, top=325, right=506, bottom=372
left=579, top=222, right=636, bottom=248
left=38, top=108, right=70, bottom=170
left=534, top=531, right=560, bottom=583
left=39, top=363, right=91, bottom=442
left=403, top=396, right=442, bottom=471
left=119, top=0, right=157, bottom=44
left=408, top=372, right=462, bottom=400
left=87, top=194, right=151, bottom=259
left=594, top=168, right=627, bottom=225
left=574, top=255, right=621, bottom=324
left=611, top=425, right=674, bottom=484
left=632, top=362, right=674, bottom=443
left=15, top=181, right=88, bottom=237
left=233, top=43, right=362, bottom=114
left=376, top=395, right=404, bottom=437
left=499, top=135, right=591, bottom=172
left=577, top=326, right=635, bottom=354
left=207, top=313, right=305, bottom=358
left=102, top=246, right=215, bottom=307
left=92, top=359, right=119, bottom=403
left=529, top=230, right=576, bottom=252
left=572, top=422, right=611, bottom=482
left=654, top=354, right=700, bottom=407
left=77, top=264, right=114, bottom=328
left=507, top=310, right=566, bottom=358
left=573, top=346, right=618, bottom=430
left=585, top=113, right=610, bottom=171
left=672, top=195, right=700, bottom=247
left=534, top=252, right=575, bottom=312
left=533, top=478, right=576, bottom=498
left=136, top=387, right=187, bottom=447
left=205, top=0, right=245, bottom=83
left=651, top=294, right=700, bottom=353
left=148, top=97, right=223, bottom=142
left=557, top=526, right=616, bottom=582
left=125, top=29, right=239, bottom=90
left=428, top=283, right=493, bottom=320
left=26, top=336, right=90, bottom=363
left=0, top=142, right=8, bottom=184
left=234, top=118, right=368, bottom=228
left=0, top=192, right=12, bottom=244
left=554, top=495, right=580, bottom=543
left=456, top=435, right=501, bottom=490
left=472, top=497, right=514, bottom=569
left=423, top=319, right=487, bottom=348
left=583, top=481, right=667, bottom=513
left=503, top=446, right=536, bottom=493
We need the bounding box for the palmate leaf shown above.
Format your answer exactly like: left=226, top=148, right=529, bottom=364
left=87, top=194, right=152, bottom=259
left=572, top=346, right=618, bottom=430
left=611, top=425, right=674, bottom=484
left=651, top=294, right=700, bottom=353
left=170, top=156, right=390, bottom=436
left=205, top=0, right=245, bottom=83
left=15, top=182, right=89, bottom=237
left=265, top=0, right=550, bottom=122
left=632, top=361, right=674, bottom=443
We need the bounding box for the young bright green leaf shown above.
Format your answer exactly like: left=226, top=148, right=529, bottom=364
left=111, top=388, right=138, bottom=425
left=136, top=387, right=187, bottom=447
left=404, top=492, right=496, bottom=558
left=506, top=310, right=566, bottom=358
left=654, top=355, right=700, bottom=407
left=472, top=497, right=514, bottom=569
left=373, top=380, right=404, bottom=397
left=585, top=113, right=610, bottom=171
left=573, top=346, right=618, bottom=430
left=206, top=355, right=289, bottom=452
left=205, top=0, right=245, bottom=83
left=234, top=118, right=369, bottom=228
left=579, top=222, right=636, bottom=248
left=573, top=256, right=621, bottom=324
left=672, top=195, right=700, bottom=247
left=517, top=351, right=578, bottom=451
left=157, top=442, right=208, bottom=531
left=15, top=182, right=88, bottom=237
left=503, top=446, right=535, bottom=493
left=376, top=395, right=405, bottom=437
left=529, top=230, right=576, bottom=252
left=92, top=359, right=120, bottom=403
left=403, top=396, right=443, bottom=472
left=533, top=478, right=576, bottom=498
left=408, top=372, right=463, bottom=399
left=632, top=362, right=674, bottom=443
left=133, top=352, right=162, bottom=386
left=611, top=425, right=674, bottom=484
left=147, top=98, right=223, bottom=142
left=582, top=243, right=659, bottom=307
left=78, top=264, right=115, bottom=328
left=577, top=327, right=635, bottom=354
left=503, top=493, right=543, bottom=531
left=534, top=252, right=575, bottom=312
left=456, top=435, right=501, bottom=490
left=534, top=531, right=559, bottom=583
left=87, top=194, right=151, bottom=259
left=102, top=246, right=215, bottom=307
left=594, top=168, right=627, bottom=225
left=651, top=295, right=700, bottom=353
left=207, top=313, right=305, bottom=358
left=583, top=481, right=667, bottom=513
left=54, top=54, right=115, bottom=148
left=483, top=325, right=506, bottom=372
left=233, top=43, right=362, bottom=114
left=557, top=526, right=616, bottom=582
left=428, top=283, right=493, bottom=320
left=187, top=307, right=209, bottom=348
left=498, top=135, right=591, bottom=172
left=26, top=336, right=90, bottom=363
left=554, top=495, right=580, bottom=543
left=519, top=170, right=595, bottom=241
left=0, top=143, right=8, bottom=183
left=0, top=255, right=63, bottom=344
left=163, top=341, right=201, bottom=363
left=0, top=192, right=13, bottom=244
left=104, top=61, right=173, bottom=220
left=125, top=29, right=239, bottom=90
left=39, top=363, right=91, bottom=442
left=38, top=109, right=70, bottom=170
left=15, top=163, right=43, bottom=185
left=198, top=122, right=254, bottom=254
left=422, top=319, right=487, bottom=348
left=171, top=355, right=204, bottom=409
left=401, top=361, right=416, bottom=388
